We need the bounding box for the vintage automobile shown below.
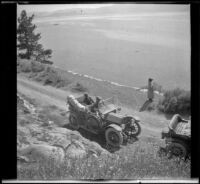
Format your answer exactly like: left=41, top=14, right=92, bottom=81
left=160, top=122, right=191, bottom=159
left=67, top=95, right=141, bottom=147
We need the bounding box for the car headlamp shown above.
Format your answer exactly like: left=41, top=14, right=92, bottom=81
left=134, top=116, right=140, bottom=122
left=121, top=124, right=125, bottom=129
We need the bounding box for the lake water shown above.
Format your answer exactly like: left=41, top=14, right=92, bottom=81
left=34, top=12, right=190, bottom=90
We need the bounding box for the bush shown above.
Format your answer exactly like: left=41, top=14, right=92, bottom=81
left=34, top=66, right=71, bottom=89
left=157, top=88, right=190, bottom=114
left=31, top=61, right=45, bottom=73
left=17, top=59, right=32, bottom=73
left=44, top=78, right=53, bottom=85
left=17, top=59, right=45, bottom=73
left=71, top=82, right=88, bottom=92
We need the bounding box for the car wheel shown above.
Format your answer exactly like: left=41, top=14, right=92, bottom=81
left=105, top=127, right=123, bottom=147
left=69, top=113, right=79, bottom=130
left=130, top=120, right=141, bottom=137
left=166, top=142, right=187, bottom=159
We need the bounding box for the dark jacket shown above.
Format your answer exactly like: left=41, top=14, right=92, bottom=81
left=83, top=96, right=94, bottom=105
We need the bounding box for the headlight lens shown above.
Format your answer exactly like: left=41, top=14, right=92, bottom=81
left=121, top=124, right=125, bottom=129
left=134, top=116, right=140, bottom=122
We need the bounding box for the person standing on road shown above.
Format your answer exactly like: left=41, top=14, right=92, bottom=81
left=139, top=78, right=155, bottom=112
left=147, top=78, right=154, bottom=102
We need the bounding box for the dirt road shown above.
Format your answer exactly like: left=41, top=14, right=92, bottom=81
left=18, top=76, right=76, bottom=109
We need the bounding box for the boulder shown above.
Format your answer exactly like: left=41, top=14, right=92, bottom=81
left=18, top=144, right=65, bottom=163
left=65, top=140, right=87, bottom=159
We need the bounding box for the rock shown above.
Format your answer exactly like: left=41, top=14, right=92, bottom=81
left=52, top=139, right=71, bottom=150
left=65, top=142, right=87, bottom=159
left=17, top=155, right=29, bottom=163
left=18, top=144, right=65, bottom=163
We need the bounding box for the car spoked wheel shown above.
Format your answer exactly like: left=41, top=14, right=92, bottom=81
left=130, top=119, right=141, bottom=137
left=69, top=113, right=79, bottom=130
left=105, top=128, right=123, bottom=147
left=166, top=142, right=187, bottom=159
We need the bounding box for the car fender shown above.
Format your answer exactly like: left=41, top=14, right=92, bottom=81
left=107, top=124, right=122, bottom=132
left=132, top=116, right=140, bottom=122
left=124, top=115, right=140, bottom=122
left=124, top=115, right=133, bottom=120
left=121, top=116, right=132, bottom=124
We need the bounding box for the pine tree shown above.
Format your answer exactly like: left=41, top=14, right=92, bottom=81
left=17, top=10, right=53, bottom=64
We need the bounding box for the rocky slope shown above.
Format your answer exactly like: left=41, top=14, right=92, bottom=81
left=17, top=93, right=110, bottom=167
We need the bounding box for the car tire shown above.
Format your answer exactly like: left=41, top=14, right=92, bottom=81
left=166, top=141, right=188, bottom=159
left=130, top=120, right=141, bottom=137
left=69, top=113, right=79, bottom=130
left=105, top=127, right=123, bottom=147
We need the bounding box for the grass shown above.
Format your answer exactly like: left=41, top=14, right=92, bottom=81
left=17, top=141, right=190, bottom=180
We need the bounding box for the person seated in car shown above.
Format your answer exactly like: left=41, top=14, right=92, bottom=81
left=82, top=93, right=94, bottom=105
left=90, top=96, right=102, bottom=113
left=168, top=114, right=188, bottom=135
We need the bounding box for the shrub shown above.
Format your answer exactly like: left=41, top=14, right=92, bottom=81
left=44, top=78, right=53, bottom=85
left=157, top=88, right=190, bottom=114
left=17, top=59, right=45, bottom=73
left=31, top=61, right=45, bottom=73
left=17, top=60, right=32, bottom=73
left=71, top=82, right=88, bottom=92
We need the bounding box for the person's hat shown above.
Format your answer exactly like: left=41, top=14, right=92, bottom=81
left=84, top=93, right=88, bottom=97
left=149, top=78, right=153, bottom=81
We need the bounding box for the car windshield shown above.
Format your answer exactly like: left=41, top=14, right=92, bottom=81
left=98, top=97, right=118, bottom=114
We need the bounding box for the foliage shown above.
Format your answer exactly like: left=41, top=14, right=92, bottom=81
left=31, top=61, right=45, bottom=73
left=71, top=82, right=88, bottom=92
left=17, top=10, right=53, bottom=64
left=17, top=59, right=73, bottom=89
left=157, top=88, right=190, bottom=114
left=17, top=59, right=45, bottom=73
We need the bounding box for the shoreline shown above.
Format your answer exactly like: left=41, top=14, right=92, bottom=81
left=53, top=65, right=164, bottom=96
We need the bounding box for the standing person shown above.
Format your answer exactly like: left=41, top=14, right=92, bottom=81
left=147, top=78, right=154, bottom=102
left=139, top=78, right=154, bottom=112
